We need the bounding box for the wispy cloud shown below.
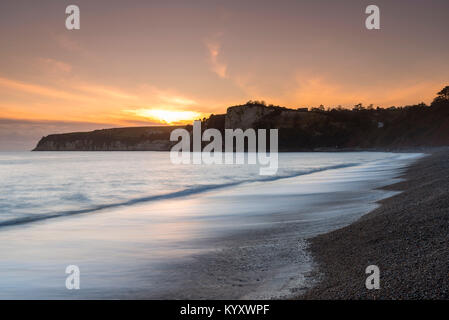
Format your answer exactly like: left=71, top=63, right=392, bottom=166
left=0, top=76, right=90, bottom=102
left=0, top=73, right=203, bottom=121
left=76, top=85, right=138, bottom=100
left=38, top=58, right=72, bottom=73
left=0, top=76, right=149, bottom=105
left=140, top=85, right=198, bottom=107
left=291, top=74, right=443, bottom=107
left=122, top=108, right=202, bottom=125
left=206, top=40, right=227, bottom=79
left=120, top=87, right=202, bottom=124
left=0, top=118, right=117, bottom=151
left=159, top=95, right=197, bottom=106
left=55, top=34, right=91, bottom=58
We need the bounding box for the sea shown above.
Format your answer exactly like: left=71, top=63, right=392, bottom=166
left=0, top=151, right=424, bottom=299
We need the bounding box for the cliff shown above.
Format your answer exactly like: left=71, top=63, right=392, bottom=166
left=216, top=100, right=449, bottom=150
left=33, top=98, right=449, bottom=151
left=33, top=126, right=183, bottom=151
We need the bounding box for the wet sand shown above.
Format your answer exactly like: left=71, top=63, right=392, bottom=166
left=302, top=148, right=449, bottom=299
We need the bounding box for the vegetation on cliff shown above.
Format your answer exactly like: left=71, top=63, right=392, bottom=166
left=204, top=86, right=449, bottom=150
left=34, top=86, right=449, bottom=151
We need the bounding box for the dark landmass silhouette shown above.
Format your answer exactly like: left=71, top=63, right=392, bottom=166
left=33, top=86, right=449, bottom=151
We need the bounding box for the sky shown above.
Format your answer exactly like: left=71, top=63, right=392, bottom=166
left=1, top=0, right=449, bottom=150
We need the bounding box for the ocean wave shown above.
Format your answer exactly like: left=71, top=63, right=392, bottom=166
left=0, top=162, right=361, bottom=228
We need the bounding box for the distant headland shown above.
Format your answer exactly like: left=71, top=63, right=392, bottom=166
left=33, top=86, right=449, bottom=152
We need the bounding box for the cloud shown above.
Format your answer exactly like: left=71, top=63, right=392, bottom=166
left=206, top=41, right=227, bottom=79
left=291, top=74, right=443, bottom=107
left=159, top=95, right=197, bottom=106
left=122, top=108, right=202, bottom=125
left=0, top=76, right=91, bottom=102
left=139, top=85, right=198, bottom=107
left=120, top=86, right=203, bottom=123
left=76, top=85, right=138, bottom=100
left=135, top=84, right=199, bottom=108
left=0, top=73, right=205, bottom=122
left=38, top=58, right=72, bottom=73
left=0, top=118, right=116, bottom=151
left=0, top=75, right=140, bottom=104
left=0, top=115, right=169, bottom=151
left=55, top=34, right=91, bottom=57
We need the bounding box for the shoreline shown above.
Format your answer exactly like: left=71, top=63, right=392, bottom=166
left=0, top=151, right=420, bottom=299
left=300, top=147, right=449, bottom=299
left=29, top=147, right=443, bottom=152
left=144, top=152, right=423, bottom=299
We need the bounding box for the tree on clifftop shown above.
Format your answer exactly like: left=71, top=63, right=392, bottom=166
left=432, top=86, right=449, bottom=105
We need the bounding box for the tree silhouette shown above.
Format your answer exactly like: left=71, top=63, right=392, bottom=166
left=432, top=86, right=449, bottom=105
left=438, top=86, right=449, bottom=100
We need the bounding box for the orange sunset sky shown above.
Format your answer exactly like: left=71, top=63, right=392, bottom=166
left=1, top=0, right=449, bottom=150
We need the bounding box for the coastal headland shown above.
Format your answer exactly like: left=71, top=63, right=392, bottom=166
left=33, top=98, right=449, bottom=152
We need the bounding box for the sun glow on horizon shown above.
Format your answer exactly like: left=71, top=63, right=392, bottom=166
left=124, top=108, right=203, bottom=124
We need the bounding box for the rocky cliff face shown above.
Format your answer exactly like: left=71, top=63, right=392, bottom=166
left=34, top=139, right=173, bottom=151
left=225, top=105, right=276, bottom=129
left=224, top=104, right=316, bottom=129
left=33, top=126, right=181, bottom=151
left=32, top=101, right=449, bottom=151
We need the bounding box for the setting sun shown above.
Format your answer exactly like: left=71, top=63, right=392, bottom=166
left=125, top=109, right=203, bottom=124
